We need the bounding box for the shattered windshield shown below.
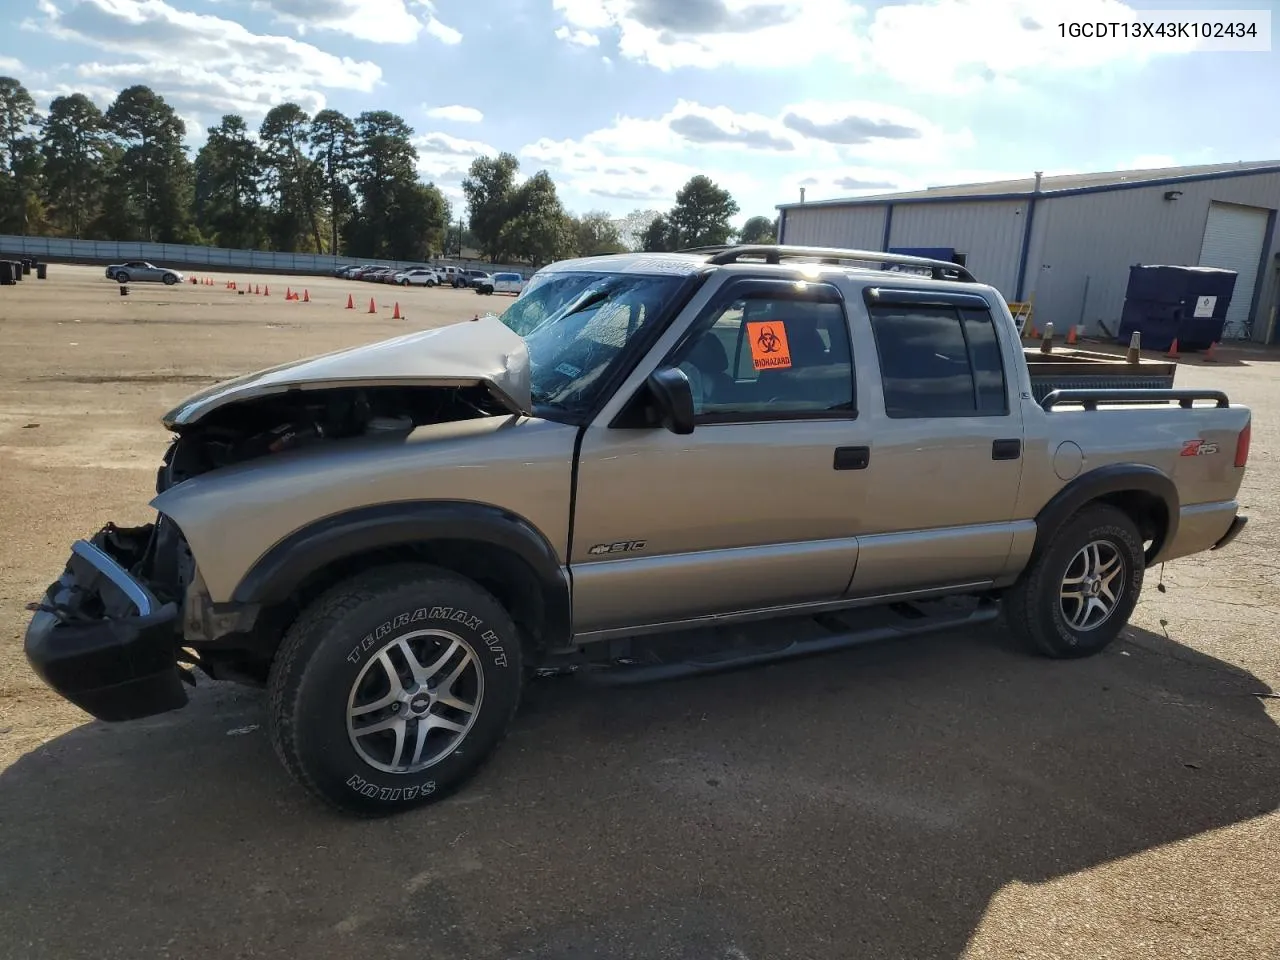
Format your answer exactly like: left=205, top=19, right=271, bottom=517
left=497, top=270, right=689, bottom=414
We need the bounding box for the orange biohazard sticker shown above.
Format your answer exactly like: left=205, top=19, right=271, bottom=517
left=746, top=321, right=791, bottom=370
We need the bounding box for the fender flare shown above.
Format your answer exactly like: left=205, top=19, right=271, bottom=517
left=1031, top=463, right=1180, bottom=567
left=231, top=501, right=571, bottom=643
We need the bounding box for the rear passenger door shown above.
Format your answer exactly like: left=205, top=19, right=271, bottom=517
left=845, top=288, right=1028, bottom=596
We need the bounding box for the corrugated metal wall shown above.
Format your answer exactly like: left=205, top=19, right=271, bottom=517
left=1025, top=172, right=1280, bottom=341
left=780, top=204, right=886, bottom=249
left=887, top=200, right=1028, bottom=297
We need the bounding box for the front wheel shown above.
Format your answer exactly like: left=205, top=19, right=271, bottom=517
left=268, top=564, right=524, bottom=817
left=115, top=271, right=130, bottom=283
left=1003, top=504, right=1145, bottom=659
left=163, top=274, right=177, bottom=285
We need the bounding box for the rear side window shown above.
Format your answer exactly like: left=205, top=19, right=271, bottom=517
left=867, top=303, right=1008, bottom=418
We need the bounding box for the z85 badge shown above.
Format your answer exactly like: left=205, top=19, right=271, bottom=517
left=588, top=540, right=647, bottom=556
left=1181, top=439, right=1219, bottom=457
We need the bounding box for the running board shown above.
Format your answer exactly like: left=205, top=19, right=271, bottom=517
left=553, top=597, right=1001, bottom=687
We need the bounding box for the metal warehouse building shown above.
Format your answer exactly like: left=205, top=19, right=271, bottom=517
left=776, top=161, right=1280, bottom=344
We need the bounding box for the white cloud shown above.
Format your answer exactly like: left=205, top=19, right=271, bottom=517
left=552, top=0, right=866, bottom=71
left=425, top=104, right=484, bottom=123
left=552, top=0, right=1196, bottom=90
left=0, top=56, right=24, bottom=73
left=555, top=25, right=600, bottom=47
left=518, top=97, right=981, bottom=212
left=413, top=131, right=497, bottom=196
left=424, top=13, right=462, bottom=44
left=865, top=0, right=1196, bottom=90
left=31, top=0, right=380, bottom=120
left=237, top=0, right=461, bottom=46
left=30, top=81, right=121, bottom=109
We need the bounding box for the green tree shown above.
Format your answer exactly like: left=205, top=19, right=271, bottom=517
left=461, top=152, right=519, bottom=261
left=260, top=103, right=323, bottom=252
left=498, top=170, right=575, bottom=266
left=106, top=85, right=194, bottom=242
left=641, top=213, right=678, bottom=252
left=668, top=174, right=739, bottom=248
left=571, top=210, right=626, bottom=257
left=310, top=109, right=357, bottom=255
left=386, top=181, right=451, bottom=261
left=344, top=110, right=418, bottom=257
left=738, top=215, right=776, bottom=244
left=0, top=76, right=40, bottom=233
left=194, top=114, right=264, bottom=249
left=41, top=94, right=113, bottom=237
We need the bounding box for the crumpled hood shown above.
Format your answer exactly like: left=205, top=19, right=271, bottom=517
left=161, top=315, right=531, bottom=428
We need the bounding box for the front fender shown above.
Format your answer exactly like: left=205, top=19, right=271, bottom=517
left=231, top=500, right=573, bottom=646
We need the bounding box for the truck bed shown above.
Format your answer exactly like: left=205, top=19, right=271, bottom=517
left=1024, top=346, right=1176, bottom=403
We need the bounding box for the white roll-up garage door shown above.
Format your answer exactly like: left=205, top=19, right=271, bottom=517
left=1198, top=201, right=1270, bottom=336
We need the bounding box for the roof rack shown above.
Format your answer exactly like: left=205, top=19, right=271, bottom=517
left=678, top=244, right=977, bottom=283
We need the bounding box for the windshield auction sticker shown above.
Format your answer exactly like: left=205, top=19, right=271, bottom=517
left=747, top=322, right=792, bottom=370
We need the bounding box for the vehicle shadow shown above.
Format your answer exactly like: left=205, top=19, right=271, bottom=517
left=1, top=622, right=1276, bottom=960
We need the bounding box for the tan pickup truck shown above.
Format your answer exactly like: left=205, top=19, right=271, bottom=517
left=25, top=245, right=1252, bottom=816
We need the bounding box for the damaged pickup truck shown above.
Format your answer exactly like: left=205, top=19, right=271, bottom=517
left=25, top=245, right=1252, bottom=817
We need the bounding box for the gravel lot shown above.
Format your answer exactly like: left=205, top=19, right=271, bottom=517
left=1, top=264, right=1278, bottom=960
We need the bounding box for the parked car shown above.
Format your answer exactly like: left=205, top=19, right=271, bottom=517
left=105, top=261, right=184, bottom=285
left=454, top=268, right=491, bottom=289
left=476, top=272, right=525, bottom=296
left=24, top=243, right=1252, bottom=817
left=396, top=268, right=440, bottom=287
left=434, top=265, right=462, bottom=286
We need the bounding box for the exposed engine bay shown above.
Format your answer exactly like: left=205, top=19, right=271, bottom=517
left=156, top=384, right=507, bottom=493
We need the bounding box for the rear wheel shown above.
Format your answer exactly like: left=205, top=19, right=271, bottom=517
left=1004, top=504, right=1144, bottom=658
left=268, top=564, right=524, bottom=817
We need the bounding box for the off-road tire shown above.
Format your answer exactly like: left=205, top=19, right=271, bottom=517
left=1004, top=504, right=1145, bottom=659
left=268, top=564, right=524, bottom=817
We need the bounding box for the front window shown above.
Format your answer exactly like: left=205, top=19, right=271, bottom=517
left=498, top=269, right=691, bottom=415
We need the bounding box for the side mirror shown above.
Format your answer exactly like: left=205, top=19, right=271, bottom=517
left=645, top=366, right=696, bottom=435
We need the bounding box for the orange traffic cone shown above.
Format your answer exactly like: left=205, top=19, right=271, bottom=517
left=1066, top=325, right=1078, bottom=345
left=1165, top=338, right=1180, bottom=359
left=285, top=286, right=293, bottom=299
left=303, top=289, right=310, bottom=302
left=346, top=293, right=354, bottom=309
left=368, top=297, right=377, bottom=314
left=264, top=285, right=270, bottom=297
left=254, top=284, right=260, bottom=295
left=392, top=301, right=402, bottom=319
left=1204, top=340, right=1220, bottom=362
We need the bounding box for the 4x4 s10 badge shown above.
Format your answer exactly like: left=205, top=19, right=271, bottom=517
left=588, top=540, right=647, bottom=556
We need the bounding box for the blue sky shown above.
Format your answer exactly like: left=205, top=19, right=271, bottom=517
left=3, top=0, right=1277, bottom=226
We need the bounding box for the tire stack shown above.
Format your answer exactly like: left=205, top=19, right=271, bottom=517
left=0, top=260, right=12, bottom=286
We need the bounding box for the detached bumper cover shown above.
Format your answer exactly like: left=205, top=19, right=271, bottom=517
left=24, top=527, right=188, bottom=722
left=1212, top=514, right=1248, bottom=552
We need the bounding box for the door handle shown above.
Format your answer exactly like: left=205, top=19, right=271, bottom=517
left=992, top=439, right=1021, bottom=461
left=834, top=446, right=871, bottom=471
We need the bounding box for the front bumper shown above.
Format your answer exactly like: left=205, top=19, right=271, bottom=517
left=24, top=525, right=188, bottom=723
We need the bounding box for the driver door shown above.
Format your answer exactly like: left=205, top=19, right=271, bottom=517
left=569, top=277, right=873, bottom=638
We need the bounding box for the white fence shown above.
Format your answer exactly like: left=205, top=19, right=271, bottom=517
left=0, top=234, right=526, bottom=277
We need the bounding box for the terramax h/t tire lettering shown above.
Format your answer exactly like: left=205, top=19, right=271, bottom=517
left=1004, top=504, right=1145, bottom=659
left=268, top=564, right=524, bottom=817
